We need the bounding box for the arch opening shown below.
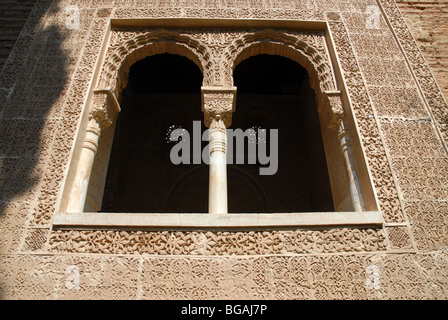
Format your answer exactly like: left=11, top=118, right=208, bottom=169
left=94, top=53, right=208, bottom=213
left=225, top=34, right=335, bottom=94
left=230, top=54, right=335, bottom=212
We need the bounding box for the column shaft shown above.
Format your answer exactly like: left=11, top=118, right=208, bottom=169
left=208, top=126, right=227, bottom=214
left=201, top=86, right=236, bottom=215
left=66, top=119, right=101, bottom=212
left=338, top=119, right=364, bottom=212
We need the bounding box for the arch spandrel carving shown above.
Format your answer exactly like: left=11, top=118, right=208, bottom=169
left=97, top=28, right=337, bottom=104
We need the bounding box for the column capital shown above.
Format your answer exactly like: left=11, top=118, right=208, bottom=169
left=201, top=86, right=237, bottom=128
left=318, top=90, right=345, bottom=130
left=89, top=88, right=121, bottom=130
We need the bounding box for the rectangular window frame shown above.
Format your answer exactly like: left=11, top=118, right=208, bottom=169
left=52, top=18, right=384, bottom=230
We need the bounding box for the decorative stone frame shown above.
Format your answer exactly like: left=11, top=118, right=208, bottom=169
left=53, top=18, right=383, bottom=229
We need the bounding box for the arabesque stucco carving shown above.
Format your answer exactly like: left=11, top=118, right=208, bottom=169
left=0, top=0, right=447, bottom=299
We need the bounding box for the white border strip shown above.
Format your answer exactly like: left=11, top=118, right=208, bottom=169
left=53, top=211, right=383, bottom=228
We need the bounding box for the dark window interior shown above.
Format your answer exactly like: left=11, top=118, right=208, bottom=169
left=101, top=53, right=334, bottom=213
left=230, top=54, right=334, bottom=212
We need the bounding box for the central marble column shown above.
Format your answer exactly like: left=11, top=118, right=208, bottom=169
left=66, top=89, right=120, bottom=212
left=208, top=116, right=228, bottom=214
left=201, top=86, right=236, bottom=214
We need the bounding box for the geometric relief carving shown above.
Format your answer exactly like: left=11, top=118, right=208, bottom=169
left=22, top=228, right=49, bottom=252
left=0, top=119, right=58, bottom=160
left=0, top=202, right=30, bottom=255
left=368, top=86, right=429, bottom=119
left=379, top=119, right=446, bottom=159
left=55, top=256, right=140, bottom=300
left=2, top=0, right=448, bottom=300
left=348, top=32, right=401, bottom=62
left=379, top=0, right=448, bottom=148
left=142, top=255, right=377, bottom=300
left=1, top=252, right=447, bottom=299
left=328, top=20, right=405, bottom=223
left=112, top=7, right=325, bottom=21
left=391, top=157, right=448, bottom=200
left=0, top=255, right=60, bottom=299
left=404, top=200, right=448, bottom=251
left=380, top=118, right=448, bottom=201
left=378, top=251, right=448, bottom=299
left=385, top=226, right=414, bottom=251
left=357, top=57, right=413, bottom=88
left=48, top=228, right=387, bottom=256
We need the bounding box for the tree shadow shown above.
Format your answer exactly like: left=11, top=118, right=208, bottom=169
left=0, top=0, right=70, bottom=296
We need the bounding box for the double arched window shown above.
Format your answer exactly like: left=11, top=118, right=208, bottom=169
left=54, top=26, right=382, bottom=228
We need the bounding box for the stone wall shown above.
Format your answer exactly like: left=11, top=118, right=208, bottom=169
left=1, top=1, right=446, bottom=100
left=0, top=0, right=447, bottom=300
left=396, top=0, right=448, bottom=102
left=0, top=0, right=38, bottom=71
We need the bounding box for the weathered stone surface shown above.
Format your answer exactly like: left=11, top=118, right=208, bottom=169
left=396, top=0, right=448, bottom=102
left=0, top=0, right=38, bottom=71
left=0, top=0, right=447, bottom=300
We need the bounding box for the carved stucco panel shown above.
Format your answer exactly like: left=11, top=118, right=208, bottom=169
left=379, top=0, right=448, bottom=149
left=328, top=20, right=405, bottom=224
left=1, top=252, right=447, bottom=299
left=2, top=0, right=448, bottom=300
left=48, top=228, right=387, bottom=256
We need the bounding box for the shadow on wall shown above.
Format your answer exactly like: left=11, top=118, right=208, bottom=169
left=0, top=0, right=39, bottom=72
left=0, top=1, right=70, bottom=296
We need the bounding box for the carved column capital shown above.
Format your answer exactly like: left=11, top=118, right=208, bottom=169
left=319, top=90, right=345, bottom=130
left=201, top=86, right=237, bottom=128
left=89, top=88, right=121, bottom=130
